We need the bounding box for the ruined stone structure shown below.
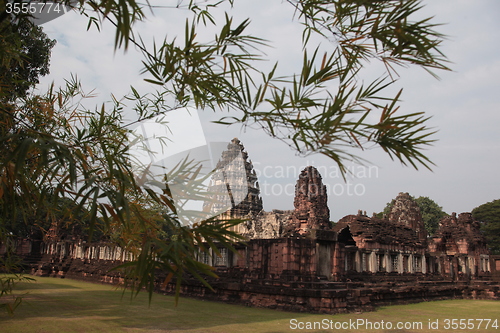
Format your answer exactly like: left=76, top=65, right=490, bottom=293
left=333, top=212, right=428, bottom=277
left=203, top=138, right=263, bottom=219
left=240, top=209, right=291, bottom=239
left=5, top=138, right=500, bottom=314
left=202, top=138, right=274, bottom=238
left=285, top=166, right=331, bottom=236
left=429, top=212, right=491, bottom=279
left=388, top=192, right=428, bottom=242
left=164, top=185, right=498, bottom=312
left=228, top=161, right=332, bottom=239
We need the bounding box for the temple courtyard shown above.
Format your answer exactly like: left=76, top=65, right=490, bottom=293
left=1, top=276, right=499, bottom=333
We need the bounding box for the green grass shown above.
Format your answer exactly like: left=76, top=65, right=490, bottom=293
left=1, top=276, right=499, bottom=332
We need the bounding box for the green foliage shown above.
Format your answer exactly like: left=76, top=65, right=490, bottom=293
left=378, top=195, right=447, bottom=235
left=0, top=75, right=245, bottom=306
left=377, top=200, right=394, bottom=219
left=472, top=199, right=500, bottom=255
left=235, top=0, right=449, bottom=175
left=0, top=227, right=36, bottom=315
left=0, top=273, right=35, bottom=316
left=414, top=196, right=447, bottom=235
left=1, top=0, right=451, bottom=307
left=0, top=13, right=56, bottom=313
left=0, top=275, right=25, bottom=315
left=79, top=0, right=450, bottom=177
left=0, top=14, right=55, bottom=101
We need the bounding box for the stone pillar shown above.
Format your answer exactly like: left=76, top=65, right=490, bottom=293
left=465, top=256, right=471, bottom=278
left=384, top=252, right=390, bottom=272
left=355, top=251, right=361, bottom=272
left=332, top=242, right=344, bottom=281
left=422, top=256, right=427, bottom=274
left=369, top=251, right=377, bottom=272
left=409, top=254, right=414, bottom=273
left=445, top=257, right=450, bottom=277
left=398, top=252, right=403, bottom=273
left=458, top=256, right=464, bottom=275
left=286, top=166, right=330, bottom=236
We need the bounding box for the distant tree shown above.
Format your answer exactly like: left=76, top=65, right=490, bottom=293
left=472, top=199, right=500, bottom=255
left=377, top=200, right=394, bottom=219
left=377, top=195, right=447, bottom=235
left=414, top=196, right=447, bottom=235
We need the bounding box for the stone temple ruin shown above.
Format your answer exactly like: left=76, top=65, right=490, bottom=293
left=4, top=138, right=500, bottom=313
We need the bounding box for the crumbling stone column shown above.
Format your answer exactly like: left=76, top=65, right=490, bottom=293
left=355, top=251, right=361, bottom=272
left=285, top=166, right=331, bottom=236
left=369, top=251, right=377, bottom=273
left=398, top=252, right=404, bottom=273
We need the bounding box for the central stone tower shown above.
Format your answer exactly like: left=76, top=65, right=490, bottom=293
left=388, top=192, right=427, bottom=241
left=286, top=166, right=331, bottom=236
left=203, top=138, right=263, bottom=218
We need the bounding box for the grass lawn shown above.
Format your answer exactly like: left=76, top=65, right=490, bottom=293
left=1, top=276, right=499, bottom=332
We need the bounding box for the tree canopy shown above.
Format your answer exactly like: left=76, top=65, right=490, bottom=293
left=0, top=14, right=55, bottom=101
left=1, top=0, right=451, bottom=306
left=414, top=196, right=447, bottom=235
left=378, top=195, right=447, bottom=235
left=472, top=199, right=500, bottom=255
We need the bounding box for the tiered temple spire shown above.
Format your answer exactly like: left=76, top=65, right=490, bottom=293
left=204, top=138, right=263, bottom=218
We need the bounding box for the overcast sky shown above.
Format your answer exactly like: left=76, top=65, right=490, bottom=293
left=37, top=0, right=500, bottom=221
